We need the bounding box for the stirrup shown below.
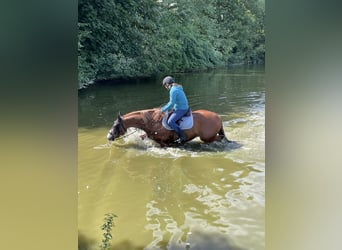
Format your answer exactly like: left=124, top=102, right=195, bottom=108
left=176, top=134, right=186, bottom=144
left=175, top=138, right=186, bottom=144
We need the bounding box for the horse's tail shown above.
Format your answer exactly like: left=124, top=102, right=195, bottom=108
left=218, top=124, right=232, bottom=143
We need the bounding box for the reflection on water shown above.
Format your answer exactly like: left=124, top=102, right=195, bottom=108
left=78, top=66, right=264, bottom=250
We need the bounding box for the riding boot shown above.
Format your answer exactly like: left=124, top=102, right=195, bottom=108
left=176, top=129, right=187, bottom=144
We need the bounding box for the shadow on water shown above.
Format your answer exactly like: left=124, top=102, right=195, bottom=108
left=78, top=231, right=97, bottom=250
left=180, top=140, right=242, bottom=152
left=78, top=230, right=246, bottom=250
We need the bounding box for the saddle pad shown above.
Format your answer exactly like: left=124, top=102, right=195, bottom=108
left=162, top=113, right=194, bottom=130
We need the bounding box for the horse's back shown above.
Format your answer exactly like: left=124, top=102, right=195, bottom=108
left=193, top=109, right=222, bottom=122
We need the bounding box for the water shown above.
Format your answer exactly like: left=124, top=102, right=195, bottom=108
left=78, top=65, right=265, bottom=250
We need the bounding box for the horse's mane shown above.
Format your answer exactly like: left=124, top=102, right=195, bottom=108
left=124, top=108, right=163, bottom=122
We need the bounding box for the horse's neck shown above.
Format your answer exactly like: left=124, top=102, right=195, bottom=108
left=123, top=109, right=161, bottom=132
left=123, top=112, right=146, bottom=130
left=124, top=111, right=148, bottom=130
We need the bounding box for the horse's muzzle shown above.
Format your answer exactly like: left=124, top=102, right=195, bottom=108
left=107, top=132, right=114, bottom=141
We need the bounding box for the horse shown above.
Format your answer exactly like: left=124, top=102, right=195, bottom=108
left=107, top=108, right=231, bottom=147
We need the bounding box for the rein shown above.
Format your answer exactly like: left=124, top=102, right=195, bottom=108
left=116, top=129, right=138, bottom=140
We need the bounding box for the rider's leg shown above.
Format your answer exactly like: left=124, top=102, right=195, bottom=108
left=167, top=110, right=188, bottom=142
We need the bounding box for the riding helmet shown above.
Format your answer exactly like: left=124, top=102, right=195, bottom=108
left=162, top=76, right=175, bottom=86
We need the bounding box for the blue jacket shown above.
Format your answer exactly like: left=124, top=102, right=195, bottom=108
left=161, top=85, right=189, bottom=112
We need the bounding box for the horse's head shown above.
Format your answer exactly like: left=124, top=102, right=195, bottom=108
left=107, top=113, right=126, bottom=141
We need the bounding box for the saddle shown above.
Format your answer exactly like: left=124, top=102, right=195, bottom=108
left=162, top=109, right=194, bottom=130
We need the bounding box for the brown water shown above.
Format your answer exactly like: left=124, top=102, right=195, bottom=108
left=78, top=65, right=265, bottom=250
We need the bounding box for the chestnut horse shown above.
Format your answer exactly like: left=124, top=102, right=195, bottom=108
left=107, top=108, right=231, bottom=147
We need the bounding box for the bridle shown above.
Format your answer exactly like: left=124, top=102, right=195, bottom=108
left=116, top=118, right=127, bottom=134
left=108, top=117, right=127, bottom=140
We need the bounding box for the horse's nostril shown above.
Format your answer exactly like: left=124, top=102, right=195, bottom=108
left=107, top=133, right=113, bottom=140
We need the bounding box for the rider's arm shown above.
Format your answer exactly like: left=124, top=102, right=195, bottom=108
left=161, top=88, right=177, bottom=112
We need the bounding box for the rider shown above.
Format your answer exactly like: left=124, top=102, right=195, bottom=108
left=161, top=76, right=189, bottom=144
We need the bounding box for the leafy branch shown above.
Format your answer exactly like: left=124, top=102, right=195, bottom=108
left=99, top=213, right=117, bottom=250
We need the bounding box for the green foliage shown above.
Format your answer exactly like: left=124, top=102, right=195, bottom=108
left=78, top=0, right=265, bottom=87
left=215, top=0, right=265, bottom=64
left=99, top=213, right=117, bottom=250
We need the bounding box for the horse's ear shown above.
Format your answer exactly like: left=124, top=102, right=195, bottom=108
left=117, top=111, right=122, bottom=120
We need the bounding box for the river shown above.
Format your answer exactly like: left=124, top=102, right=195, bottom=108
left=78, top=65, right=265, bottom=250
